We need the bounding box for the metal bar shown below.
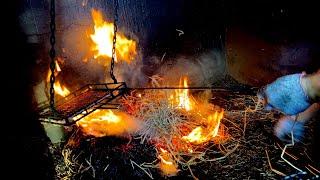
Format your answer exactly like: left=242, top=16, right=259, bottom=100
left=98, top=107, right=119, bottom=109
left=126, top=87, right=231, bottom=90
left=85, top=82, right=126, bottom=86
left=39, top=117, right=68, bottom=125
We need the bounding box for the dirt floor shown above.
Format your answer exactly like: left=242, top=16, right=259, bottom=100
left=51, top=76, right=320, bottom=179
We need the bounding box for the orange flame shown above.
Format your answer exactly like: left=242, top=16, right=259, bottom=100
left=46, top=60, right=70, bottom=97
left=46, top=61, right=61, bottom=82
left=169, top=77, right=193, bottom=111
left=90, top=9, right=137, bottom=63
left=182, top=110, right=224, bottom=144
left=53, top=81, right=70, bottom=97
left=76, top=109, right=139, bottom=137
left=209, top=110, right=224, bottom=137
left=182, top=126, right=207, bottom=144
left=158, top=148, right=178, bottom=176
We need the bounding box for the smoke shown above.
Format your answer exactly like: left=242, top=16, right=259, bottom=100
left=111, top=52, right=149, bottom=87
left=111, top=49, right=226, bottom=88
left=23, top=3, right=226, bottom=91
left=106, top=49, right=226, bottom=88
left=155, top=50, right=226, bottom=87
left=27, top=10, right=225, bottom=92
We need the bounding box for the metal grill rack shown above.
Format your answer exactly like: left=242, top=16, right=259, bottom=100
left=38, top=82, right=127, bottom=125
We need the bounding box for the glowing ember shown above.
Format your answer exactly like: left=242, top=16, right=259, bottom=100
left=170, top=77, right=193, bottom=111
left=182, top=110, right=224, bottom=144
left=158, top=148, right=178, bottom=176
left=76, top=109, right=139, bottom=137
left=90, top=9, right=137, bottom=63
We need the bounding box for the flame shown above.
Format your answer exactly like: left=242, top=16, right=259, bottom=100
left=182, top=127, right=207, bottom=144
left=55, top=60, right=61, bottom=72
left=53, top=81, right=70, bottom=97
left=209, top=110, right=224, bottom=137
left=46, top=61, right=61, bottom=82
left=159, top=148, right=173, bottom=165
left=158, top=148, right=178, bottom=176
left=76, top=109, right=139, bottom=137
left=46, top=60, right=70, bottom=97
left=182, top=110, right=224, bottom=144
left=170, top=77, right=193, bottom=111
left=90, top=9, right=137, bottom=63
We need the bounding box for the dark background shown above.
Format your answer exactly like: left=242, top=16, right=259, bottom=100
left=4, top=0, right=319, bottom=179
left=3, top=1, right=55, bottom=179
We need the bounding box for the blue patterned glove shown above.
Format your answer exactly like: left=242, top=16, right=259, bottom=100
left=257, top=73, right=311, bottom=115
left=274, top=116, right=305, bottom=143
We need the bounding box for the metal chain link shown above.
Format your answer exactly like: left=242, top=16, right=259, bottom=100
left=49, top=0, right=56, bottom=111
left=110, top=0, right=119, bottom=84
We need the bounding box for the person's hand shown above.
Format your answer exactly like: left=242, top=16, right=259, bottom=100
left=274, top=115, right=305, bottom=143
left=256, top=73, right=311, bottom=115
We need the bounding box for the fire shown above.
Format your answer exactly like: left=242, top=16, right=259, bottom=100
left=46, top=59, right=70, bottom=97
left=46, top=60, right=61, bottom=82
left=76, top=109, right=139, bottom=137
left=182, top=127, right=207, bottom=144
left=158, top=148, right=178, bottom=176
left=208, top=111, right=224, bottom=137
left=182, top=110, right=224, bottom=144
left=90, top=9, right=137, bottom=63
left=53, top=81, right=70, bottom=97
left=170, top=77, right=193, bottom=111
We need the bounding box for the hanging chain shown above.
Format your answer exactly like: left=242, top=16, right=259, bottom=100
left=110, top=0, right=119, bottom=84
left=49, top=0, right=56, bottom=111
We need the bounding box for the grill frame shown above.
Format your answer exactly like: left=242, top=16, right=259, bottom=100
left=38, top=82, right=127, bottom=125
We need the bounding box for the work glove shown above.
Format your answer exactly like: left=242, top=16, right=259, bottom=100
left=274, top=115, right=305, bottom=143
left=256, top=73, right=310, bottom=115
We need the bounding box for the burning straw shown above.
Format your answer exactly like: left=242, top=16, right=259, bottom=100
left=120, top=77, right=240, bottom=178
